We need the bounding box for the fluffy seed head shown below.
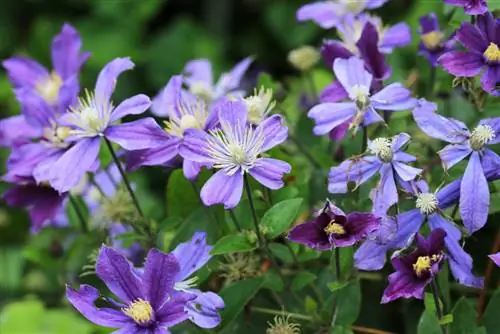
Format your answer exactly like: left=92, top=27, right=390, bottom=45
left=470, top=124, right=495, bottom=150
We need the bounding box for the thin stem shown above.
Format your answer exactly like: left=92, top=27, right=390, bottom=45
left=362, top=127, right=368, bottom=152
left=265, top=187, right=274, bottom=207
left=250, top=307, right=314, bottom=322
left=228, top=209, right=242, bottom=232
left=334, top=248, right=341, bottom=280
left=431, top=279, right=443, bottom=319
left=289, top=135, right=322, bottom=169
left=330, top=248, right=342, bottom=328
left=428, top=66, right=436, bottom=97
left=104, top=138, right=144, bottom=217
left=305, top=72, right=318, bottom=102
left=90, top=176, right=106, bottom=198
left=69, top=195, right=88, bottom=233
left=244, top=174, right=264, bottom=247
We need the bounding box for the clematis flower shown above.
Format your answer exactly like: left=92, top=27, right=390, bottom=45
left=329, top=133, right=422, bottom=213
left=439, top=13, right=500, bottom=95
left=180, top=100, right=290, bottom=209
left=183, top=58, right=252, bottom=104
left=296, top=0, right=390, bottom=29
left=171, top=232, right=224, bottom=328
left=66, top=246, right=197, bottom=333
left=47, top=57, right=167, bottom=193
left=1, top=24, right=89, bottom=146
left=288, top=200, right=380, bottom=250
left=309, top=57, right=415, bottom=139
left=126, top=75, right=218, bottom=180
left=419, top=13, right=456, bottom=66
left=413, top=99, right=500, bottom=233
left=337, top=13, right=411, bottom=54
left=356, top=179, right=483, bottom=288
left=444, top=0, right=488, bottom=15
left=381, top=228, right=446, bottom=303
left=489, top=253, right=500, bottom=266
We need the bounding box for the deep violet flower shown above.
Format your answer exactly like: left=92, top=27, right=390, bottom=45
left=381, top=228, right=446, bottom=303
left=329, top=133, right=422, bottom=213
left=444, top=0, right=488, bottom=15
left=171, top=232, right=224, bottom=328
left=489, top=252, right=500, bottom=266
left=47, top=57, right=167, bottom=193
left=288, top=200, right=380, bottom=250
left=296, top=0, right=389, bottom=29
left=355, top=179, right=483, bottom=288
left=309, top=57, right=415, bottom=138
left=66, top=246, right=196, bottom=333
left=337, top=13, right=411, bottom=54
left=438, top=13, right=500, bottom=95
left=126, top=75, right=218, bottom=180
left=180, top=100, right=290, bottom=209
left=413, top=99, right=500, bottom=233
left=1, top=24, right=89, bottom=147
left=418, top=13, right=456, bottom=66
left=183, top=57, right=252, bottom=103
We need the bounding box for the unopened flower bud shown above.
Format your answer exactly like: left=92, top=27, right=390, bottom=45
left=288, top=46, right=320, bottom=72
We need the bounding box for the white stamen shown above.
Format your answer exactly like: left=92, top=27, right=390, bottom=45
left=174, top=276, right=200, bottom=292
left=164, top=100, right=209, bottom=137
left=369, top=137, right=393, bottom=162
left=67, top=89, right=113, bottom=137
left=416, top=192, right=439, bottom=215
left=348, top=84, right=371, bottom=110
left=206, top=120, right=265, bottom=175
left=470, top=124, right=495, bottom=151
left=42, top=122, right=71, bottom=148
left=243, top=87, right=275, bottom=125
left=189, top=81, right=214, bottom=101
left=36, top=72, right=63, bottom=104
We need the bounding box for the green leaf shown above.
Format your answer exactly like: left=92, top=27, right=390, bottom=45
left=260, top=198, right=303, bottom=238
left=424, top=292, right=443, bottom=314
left=166, top=169, right=203, bottom=219
left=304, top=295, right=318, bottom=315
left=439, top=314, right=454, bottom=325
left=211, top=235, right=257, bottom=255
left=167, top=208, right=212, bottom=251
left=327, top=281, right=348, bottom=292
left=291, top=271, right=317, bottom=291
left=218, top=277, right=266, bottom=329
left=335, top=279, right=361, bottom=326
left=268, top=243, right=294, bottom=264
left=418, top=311, right=442, bottom=334
left=263, top=272, right=284, bottom=292
left=331, top=327, right=354, bottom=334
left=482, top=289, right=500, bottom=332
left=450, top=298, right=478, bottom=334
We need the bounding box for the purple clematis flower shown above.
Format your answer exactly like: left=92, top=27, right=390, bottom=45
left=66, top=246, right=196, bottom=333
left=355, top=179, right=483, bottom=288
left=439, top=13, right=500, bottom=95
left=126, top=75, right=218, bottom=180
left=413, top=99, right=500, bottom=233
left=288, top=200, right=380, bottom=250
left=183, top=58, right=252, bottom=104
left=419, top=13, right=456, bottom=66
left=489, top=252, right=500, bottom=266
left=296, top=0, right=390, bottom=29
left=171, top=232, right=224, bottom=328
left=47, top=57, right=167, bottom=193
left=309, top=57, right=415, bottom=138
left=381, top=228, right=446, bottom=303
left=180, top=100, right=290, bottom=209
left=329, top=133, right=422, bottom=213
left=1, top=24, right=89, bottom=147
left=444, top=0, right=488, bottom=15
left=337, top=14, right=411, bottom=54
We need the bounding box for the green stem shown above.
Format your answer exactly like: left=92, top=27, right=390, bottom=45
left=244, top=174, right=264, bottom=247
left=104, top=138, right=144, bottom=217
left=69, top=195, right=88, bottom=233
left=431, top=278, right=448, bottom=334
left=362, top=127, right=368, bottom=152
left=251, top=307, right=314, bottom=322
left=429, top=66, right=436, bottom=98
left=228, top=209, right=242, bottom=232
left=305, top=71, right=318, bottom=102
left=330, top=248, right=342, bottom=328
left=334, top=248, right=341, bottom=281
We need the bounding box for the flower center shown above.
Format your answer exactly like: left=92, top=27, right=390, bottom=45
left=470, top=124, right=495, bottom=150
left=164, top=100, right=208, bottom=137
left=206, top=121, right=265, bottom=175
left=421, top=31, right=443, bottom=50
left=369, top=137, right=393, bottom=162
left=189, top=81, right=213, bottom=101
left=324, top=220, right=346, bottom=235
left=68, top=90, right=113, bottom=136
left=339, top=0, right=366, bottom=13
left=416, top=193, right=439, bottom=215
left=243, top=87, right=275, bottom=125
left=484, top=42, right=500, bottom=62
left=42, top=124, right=71, bottom=148
left=349, top=84, right=371, bottom=110
left=412, top=254, right=441, bottom=277
left=36, top=72, right=63, bottom=104
left=122, top=299, right=153, bottom=324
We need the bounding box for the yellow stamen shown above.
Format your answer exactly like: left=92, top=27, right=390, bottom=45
left=483, top=42, right=500, bottom=62
left=324, top=220, right=346, bottom=235
left=36, top=71, right=63, bottom=104
left=122, top=299, right=153, bottom=324
left=413, top=256, right=431, bottom=277
left=421, top=31, right=443, bottom=50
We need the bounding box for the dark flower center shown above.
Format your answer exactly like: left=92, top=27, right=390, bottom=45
left=412, top=254, right=441, bottom=277
left=122, top=299, right=154, bottom=324
left=324, top=220, right=346, bottom=235
left=483, top=42, right=500, bottom=63
left=421, top=31, right=443, bottom=50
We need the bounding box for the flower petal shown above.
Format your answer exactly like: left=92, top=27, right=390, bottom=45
left=96, top=246, right=144, bottom=303
left=259, top=115, right=288, bottom=151
left=391, top=133, right=411, bottom=152
left=288, top=216, right=332, bottom=251
left=354, top=241, right=389, bottom=270
left=184, top=59, right=213, bottom=88
left=249, top=158, right=291, bottom=190
left=200, top=170, right=243, bottom=209
left=296, top=2, right=339, bottom=29
left=357, top=22, right=391, bottom=80
left=172, top=232, right=212, bottom=281
left=156, top=292, right=193, bottom=327
left=320, top=81, right=348, bottom=103
left=51, top=23, right=88, bottom=80
left=457, top=22, right=487, bottom=54
left=333, top=57, right=373, bottom=94
left=371, top=164, right=398, bottom=214
left=489, top=253, right=500, bottom=267
left=392, top=161, right=422, bottom=181
left=15, top=88, right=55, bottom=128
left=143, top=249, right=180, bottom=310
left=480, top=65, right=500, bottom=96
left=95, top=57, right=134, bottom=102
left=105, top=118, right=168, bottom=151
left=185, top=291, right=224, bottom=329
left=320, top=40, right=353, bottom=68
left=371, top=83, right=416, bottom=111
left=328, top=156, right=381, bottom=193
left=308, top=102, right=356, bottom=135
left=413, top=107, right=470, bottom=143
left=151, top=75, right=183, bottom=118
left=2, top=56, right=48, bottom=88
left=460, top=151, right=489, bottom=233
left=0, top=115, right=40, bottom=147
left=381, top=268, right=426, bottom=303
left=183, top=159, right=203, bottom=181
left=110, top=94, right=152, bottom=123
left=438, top=144, right=472, bottom=170
left=438, top=51, right=483, bottom=77
left=125, top=137, right=181, bottom=171
left=66, top=284, right=131, bottom=328
left=379, top=22, right=411, bottom=53
left=214, top=57, right=252, bottom=97
left=217, top=100, right=248, bottom=133
left=179, top=129, right=212, bottom=165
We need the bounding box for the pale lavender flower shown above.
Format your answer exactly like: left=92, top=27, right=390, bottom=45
left=444, top=0, right=488, bottom=15
left=489, top=253, right=500, bottom=266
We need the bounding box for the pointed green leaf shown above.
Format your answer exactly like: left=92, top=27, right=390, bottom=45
left=211, top=235, right=257, bottom=255
left=418, top=311, right=442, bottom=334
left=450, top=297, right=478, bottom=334
left=260, top=198, right=303, bottom=238
left=482, top=289, right=500, bottom=332
left=291, top=271, right=317, bottom=291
